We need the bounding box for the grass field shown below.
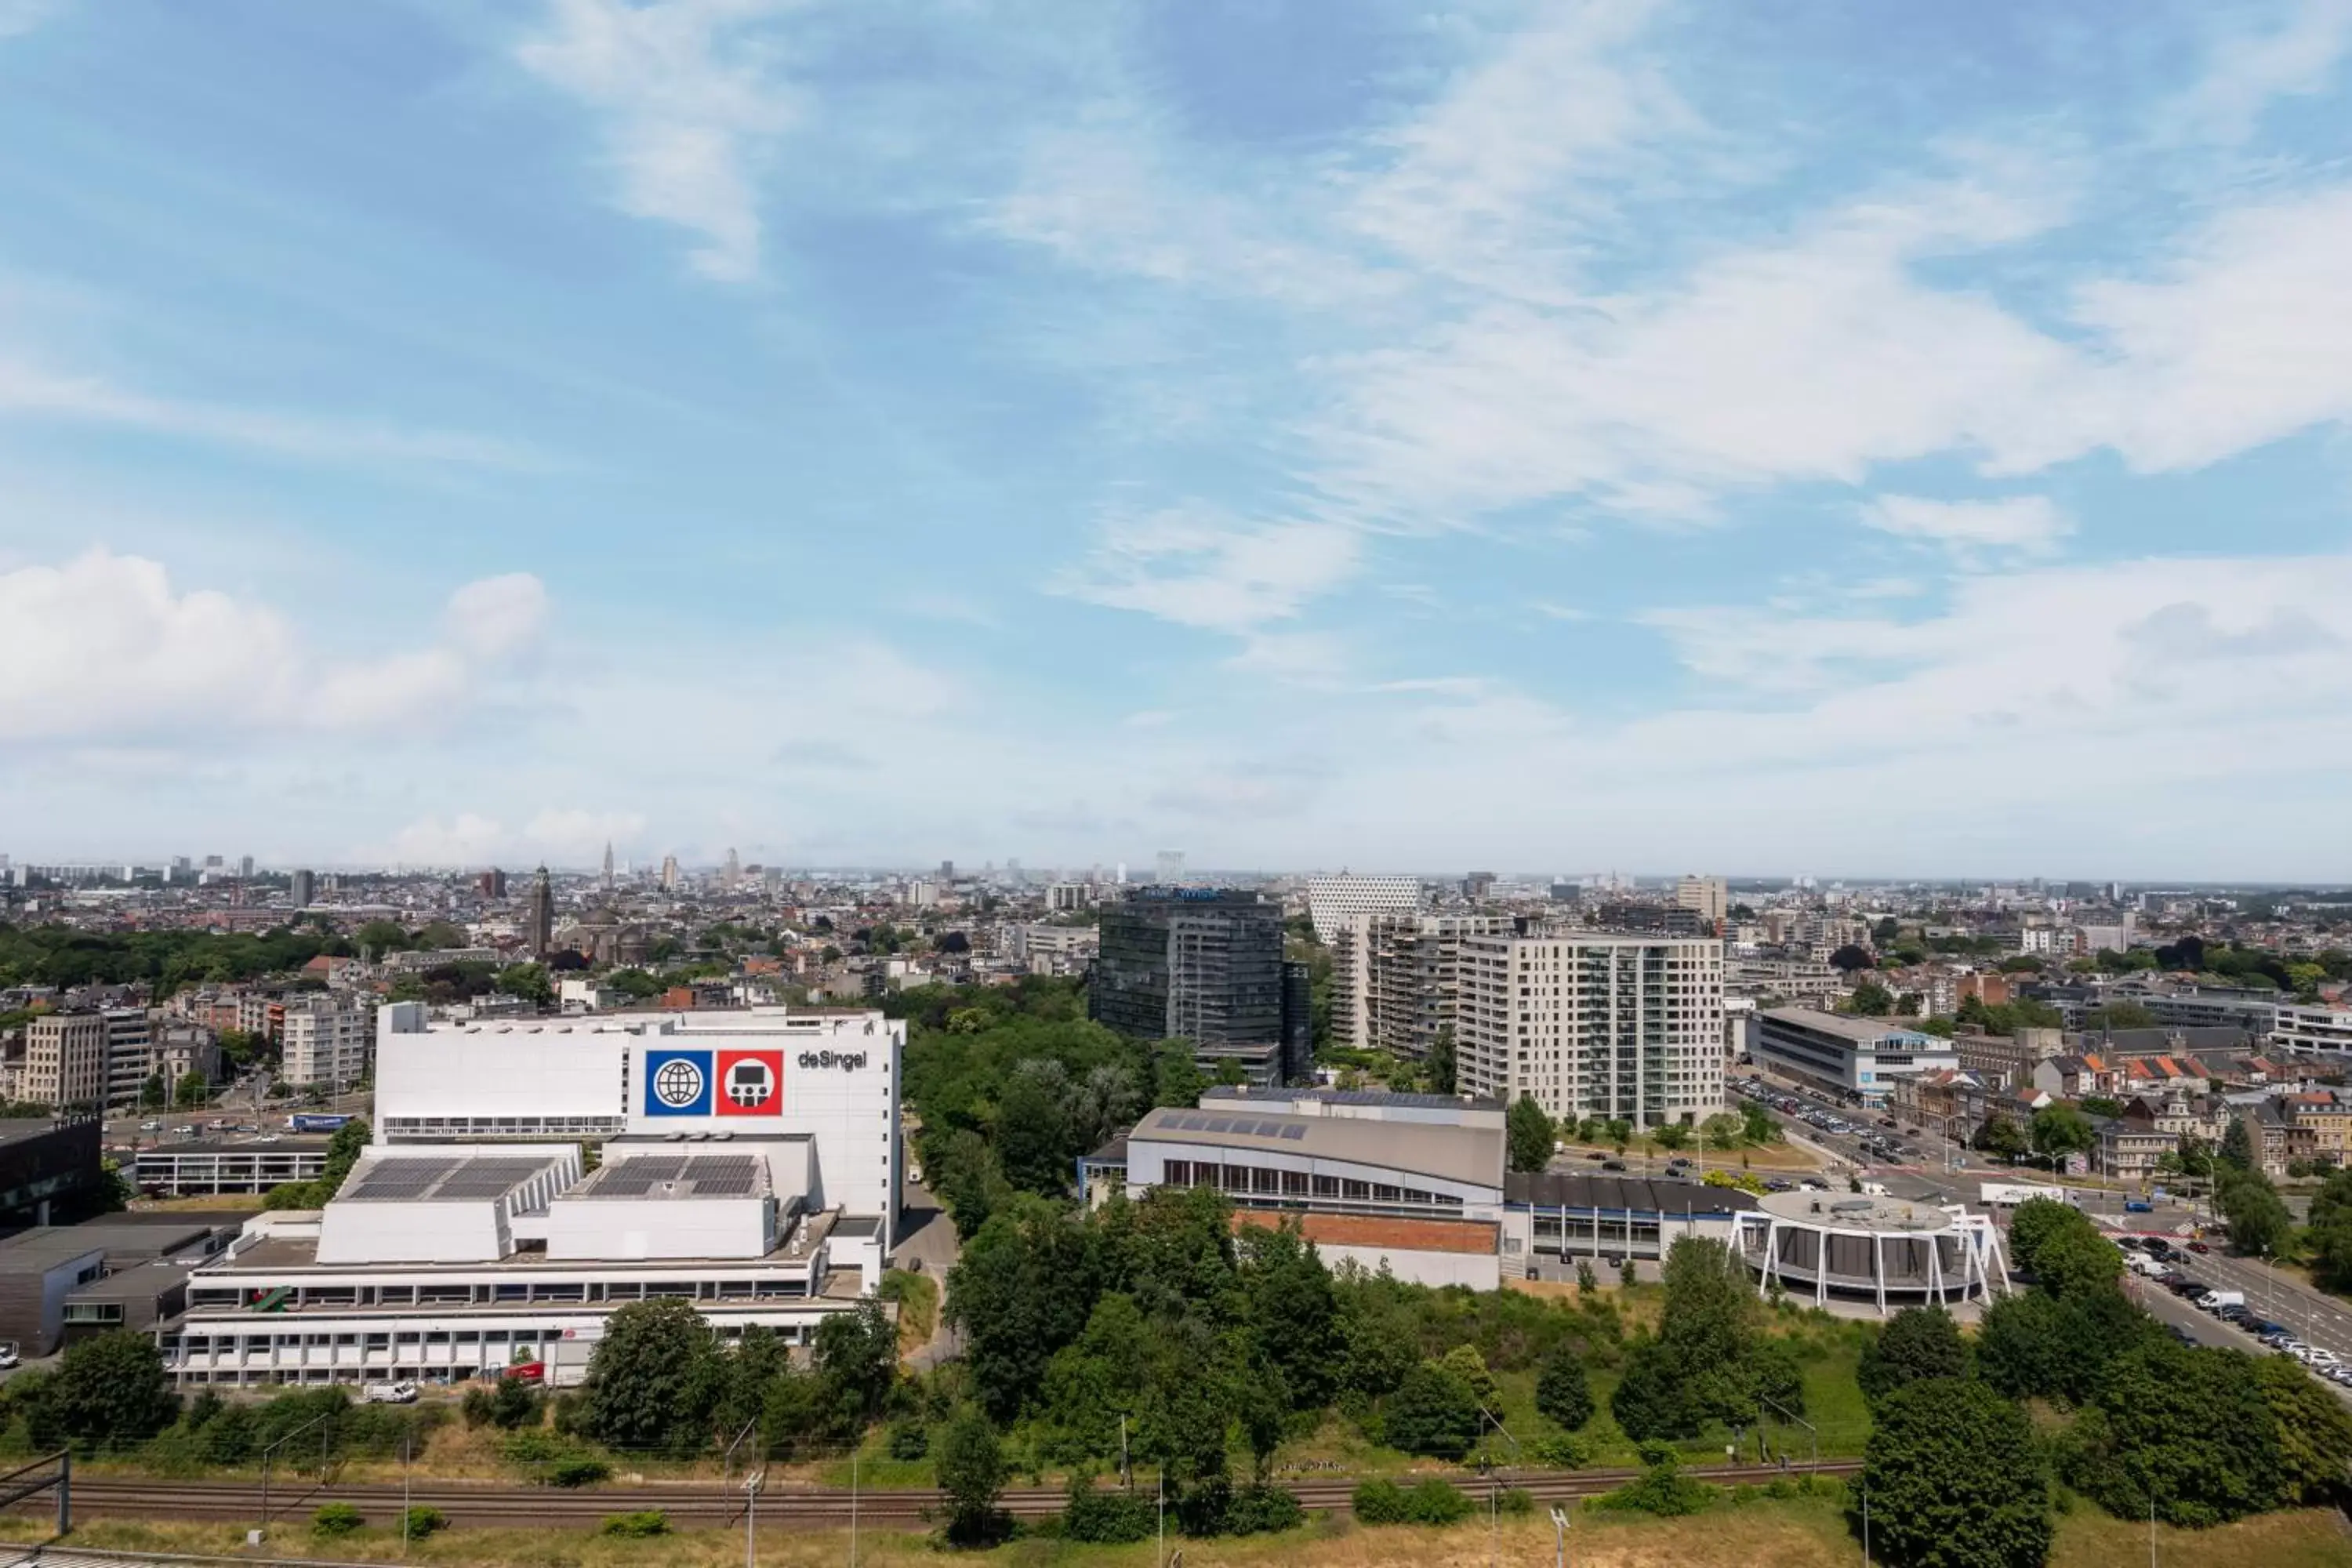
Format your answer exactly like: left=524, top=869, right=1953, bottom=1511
left=9, top=1497, right=2345, bottom=1566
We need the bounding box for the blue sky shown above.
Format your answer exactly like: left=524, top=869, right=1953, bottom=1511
left=4, top=0, right=2352, bottom=880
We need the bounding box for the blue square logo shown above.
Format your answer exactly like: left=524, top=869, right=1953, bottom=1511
left=644, top=1049, right=713, bottom=1116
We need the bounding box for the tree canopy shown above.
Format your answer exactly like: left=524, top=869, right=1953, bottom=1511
left=1506, top=1095, right=1555, bottom=1173
left=1859, top=1377, right=2051, bottom=1568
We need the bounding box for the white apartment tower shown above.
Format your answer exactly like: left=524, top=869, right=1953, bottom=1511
left=1303, top=875, right=1421, bottom=944
left=1454, top=931, right=1724, bottom=1127
left=1308, top=876, right=1425, bottom=1052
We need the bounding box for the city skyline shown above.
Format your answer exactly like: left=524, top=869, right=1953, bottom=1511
left=5, top=2, right=2352, bottom=878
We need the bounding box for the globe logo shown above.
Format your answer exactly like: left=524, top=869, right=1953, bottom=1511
left=652, top=1057, right=706, bottom=1109
left=726, top=1058, right=776, bottom=1109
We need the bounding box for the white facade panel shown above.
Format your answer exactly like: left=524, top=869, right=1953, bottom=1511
left=546, top=1195, right=773, bottom=1261
left=375, top=1006, right=901, bottom=1244
left=318, top=1202, right=506, bottom=1265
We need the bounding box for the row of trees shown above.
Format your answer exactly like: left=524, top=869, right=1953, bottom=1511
left=1507, top=1098, right=1780, bottom=1174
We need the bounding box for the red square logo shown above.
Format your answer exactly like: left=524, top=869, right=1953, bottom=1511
left=714, top=1050, right=784, bottom=1116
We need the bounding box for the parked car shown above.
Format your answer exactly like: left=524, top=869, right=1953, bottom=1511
left=0, top=1344, right=19, bottom=1371
left=362, top=1381, right=418, bottom=1404
left=2187, top=1241, right=2209, bottom=1254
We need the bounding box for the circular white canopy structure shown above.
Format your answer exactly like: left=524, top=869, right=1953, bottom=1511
left=1734, top=1190, right=2008, bottom=1315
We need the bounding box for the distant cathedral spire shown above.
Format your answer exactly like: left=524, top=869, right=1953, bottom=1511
left=601, top=840, right=615, bottom=888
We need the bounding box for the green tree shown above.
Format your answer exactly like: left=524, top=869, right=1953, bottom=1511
left=496, top=962, right=552, bottom=1006
left=578, top=1299, right=719, bottom=1457
left=1238, top=1221, right=1341, bottom=1410
left=946, top=1196, right=1105, bottom=1421
left=1384, top=1361, right=1481, bottom=1460
left=2306, top=1168, right=2352, bottom=1292
left=1974, top=1112, right=2028, bottom=1162
left=1534, top=1345, right=1595, bottom=1432
left=1848, top=980, right=1894, bottom=1016
left=934, top=1405, right=1008, bottom=1544
left=2065, top=1341, right=2281, bottom=1528
left=2003, top=1197, right=2079, bottom=1276
left=812, top=1299, right=897, bottom=1428
left=2028, top=1104, right=2094, bottom=1174
left=45, top=1331, right=177, bottom=1451
left=1506, top=1095, right=1555, bottom=1173
left=1858, top=1378, right=2052, bottom=1568
left=173, top=1070, right=211, bottom=1108
left=136, top=1073, right=166, bottom=1109
left=1426, top=1027, right=1456, bottom=1096
left=2218, top=1116, right=2256, bottom=1173
left=1150, top=1042, right=1207, bottom=1109
left=1610, top=1238, right=1791, bottom=1440
left=2254, top=1355, right=2352, bottom=1507
left=1857, top=1306, right=1969, bottom=1407
left=2219, top=1169, right=2292, bottom=1259
left=2032, top=1227, right=2123, bottom=1301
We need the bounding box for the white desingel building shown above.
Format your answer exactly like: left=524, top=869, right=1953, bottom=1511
left=162, top=1005, right=902, bottom=1389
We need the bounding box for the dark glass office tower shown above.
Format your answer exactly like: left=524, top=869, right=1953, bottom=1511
left=1091, top=887, right=1285, bottom=1048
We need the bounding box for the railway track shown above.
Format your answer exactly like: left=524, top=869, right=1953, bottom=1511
left=16, top=1461, right=1861, bottom=1532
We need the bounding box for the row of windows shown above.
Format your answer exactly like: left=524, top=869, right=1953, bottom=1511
left=191, top=1278, right=813, bottom=1311
left=1160, top=1159, right=1463, bottom=1208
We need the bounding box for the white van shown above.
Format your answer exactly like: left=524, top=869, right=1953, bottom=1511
left=362, top=1381, right=419, bottom=1404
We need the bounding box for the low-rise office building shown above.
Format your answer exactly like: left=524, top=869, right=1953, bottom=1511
left=1093, top=1087, right=1507, bottom=1287
left=1755, top=1009, right=1957, bottom=1105
left=132, top=1136, right=332, bottom=1196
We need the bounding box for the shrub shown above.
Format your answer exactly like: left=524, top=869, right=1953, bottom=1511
left=1403, top=1479, right=1475, bottom=1525
left=549, top=1457, right=613, bottom=1488
left=599, top=1510, right=670, bottom=1538
left=1494, top=1486, right=1535, bottom=1515
left=887, top=1417, right=929, bottom=1460
left=1062, top=1475, right=1156, bottom=1544
left=1352, top=1479, right=1410, bottom=1524
left=310, top=1502, right=364, bottom=1537
left=1594, top=1446, right=1717, bottom=1518
left=1222, top=1483, right=1305, bottom=1536
left=399, top=1505, right=448, bottom=1540
left=1530, top=1432, right=1591, bottom=1468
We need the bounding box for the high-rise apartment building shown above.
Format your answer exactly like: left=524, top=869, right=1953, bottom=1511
left=477, top=867, right=508, bottom=899
left=1092, top=888, right=1285, bottom=1048
left=289, top=869, right=316, bottom=909
left=659, top=855, right=680, bottom=893
left=1358, top=913, right=1514, bottom=1059
left=238, top=855, right=255, bottom=879
left=23, top=1014, right=107, bottom=1109
left=1154, top=851, right=1186, bottom=887
left=1454, top=931, right=1724, bottom=1127
left=1303, top=875, right=1421, bottom=943
left=1676, top=875, right=1730, bottom=927
left=280, top=996, right=377, bottom=1089
left=526, top=866, right=554, bottom=958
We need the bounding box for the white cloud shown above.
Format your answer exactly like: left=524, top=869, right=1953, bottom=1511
left=1349, top=1, right=1692, bottom=300
left=2178, top=0, right=2352, bottom=143
left=0, top=551, right=548, bottom=742
left=1863, top=495, right=2071, bottom=559
left=379, top=813, right=509, bottom=866
left=518, top=0, right=800, bottom=283
left=524, top=808, right=649, bottom=858
left=2071, top=185, right=2352, bottom=472
left=0, top=357, right=543, bottom=470
left=444, top=572, right=551, bottom=661
left=1054, top=510, right=1359, bottom=634
left=0, top=0, right=62, bottom=40
left=372, top=808, right=646, bottom=868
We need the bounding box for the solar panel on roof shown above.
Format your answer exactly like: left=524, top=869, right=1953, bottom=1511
left=1203, top=1118, right=1232, bottom=1133
left=1280, top=1125, right=1307, bottom=1140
